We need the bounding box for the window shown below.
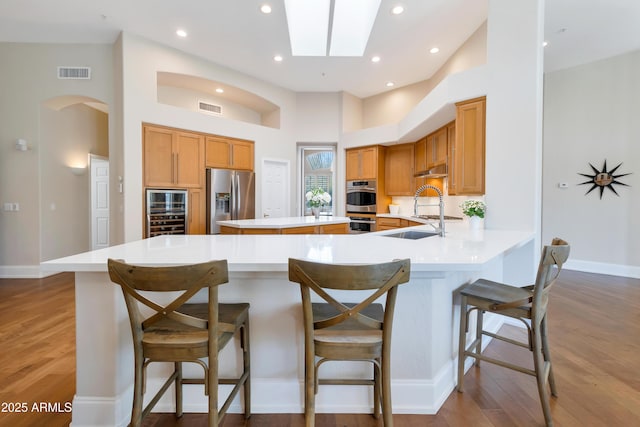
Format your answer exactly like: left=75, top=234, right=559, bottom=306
left=299, top=144, right=336, bottom=216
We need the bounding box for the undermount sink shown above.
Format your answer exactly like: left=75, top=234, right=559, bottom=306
left=382, top=230, right=440, bottom=240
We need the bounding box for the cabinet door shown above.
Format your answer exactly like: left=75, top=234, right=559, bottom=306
left=176, top=132, right=204, bottom=187
left=433, top=127, right=448, bottom=167
left=359, top=147, right=377, bottom=179
left=455, top=97, right=486, bottom=195
left=188, top=188, right=206, bottom=234
left=447, top=122, right=457, bottom=195
left=205, top=136, right=232, bottom=168
left=231, top=140, right=254, bottom=170
left=414, top=137, right=427, bottom=173
left=345, top=149, right=362, bottom=180
left=144, top=126, right=175, bottom=187
left=385, top=143, right=414, bottom=196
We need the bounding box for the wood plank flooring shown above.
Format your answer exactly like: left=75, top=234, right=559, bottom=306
left=0, top=270, right=638, bottom=426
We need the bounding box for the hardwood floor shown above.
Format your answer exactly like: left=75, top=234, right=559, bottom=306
left=0, top=270, right=638, bottom=426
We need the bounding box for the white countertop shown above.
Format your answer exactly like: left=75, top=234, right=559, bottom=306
left=217, top=215, right=350, bottom=229
left=42, top=223, right=533, bottom=273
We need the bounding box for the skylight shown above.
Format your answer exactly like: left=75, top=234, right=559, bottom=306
left=284, top=0, right=382, bottom=57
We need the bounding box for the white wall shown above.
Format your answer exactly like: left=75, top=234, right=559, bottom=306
left=484, top=0, right=544, bottom=283
left=543, top=50, right=640, bottom=276
left=40, top=103, right=108, bottom=261
left=0, top=43, right=113, bottom=277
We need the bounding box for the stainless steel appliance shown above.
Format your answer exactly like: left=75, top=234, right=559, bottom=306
left=207, top=169, right=255, bottom=234
left=348, top=216, right=377, bottom=234
left=346, top=180, right=376, bottom=213
left=146, top=189, right=188, bottom=237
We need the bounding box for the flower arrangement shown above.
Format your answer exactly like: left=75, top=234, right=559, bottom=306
left=305, top=188, right=331, bottom=208
left=460, top=200, right=486, bottom=218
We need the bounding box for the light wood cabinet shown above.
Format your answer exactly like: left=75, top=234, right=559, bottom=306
left=377, top=217, right=422, bottom=231
left=452, top=97, right=485, bottom=195
left=188, top=188, right=206, bottom=235
left=220, top=223, right=348, bottom=235
left=346, top=146, right=377, bottom=180
left=205, top=136, right=254, bottom=170
left=385, top=143, right=415, bottom=196
left=143, top=126, right=205, bottom=188
left=446, top=121, right=458, bottom=195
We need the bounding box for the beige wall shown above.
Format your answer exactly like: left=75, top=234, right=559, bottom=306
left=40, top=103, right=108, bottom=261
left=0, top=43, right=113, bottom=276
left=543, top=50, right=640, bottom=275
left=361, top=21, right=487, bottom=129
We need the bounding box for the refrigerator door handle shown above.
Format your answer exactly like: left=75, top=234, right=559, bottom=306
left=234, top=172, right=241, bottom=220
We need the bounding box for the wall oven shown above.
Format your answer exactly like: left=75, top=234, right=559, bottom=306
left=348, top=216, right=376, bottom=234
left=346, top=180, right=376, bottom=213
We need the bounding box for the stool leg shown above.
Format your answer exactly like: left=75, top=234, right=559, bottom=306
left=474, top=308, right=483, bottom=367
left=305, top=351, right=315, bottom=427
left=373, top=360, right=381, bottom=419
left=532, top=324, right=554, bottom=427
left=175, top=362, right=183, bottom=418
left=540, top=316, right=557, bottom=397
left=131, top=349, right=144, bottom=427
left=241, top=320, right=252, bottom=418
left=381, top=353, right=393, bottom=426
left=457, top=295, right=468, bottom=392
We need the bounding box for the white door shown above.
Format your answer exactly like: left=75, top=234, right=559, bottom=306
left=262, top=159, right=290, bottom=218
left=90, top=155, right=109, bottom=250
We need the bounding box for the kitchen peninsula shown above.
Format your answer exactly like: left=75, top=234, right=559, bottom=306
left=42, top=223, right=533, bottom=427
left=218, top=216, right=350, bottom=234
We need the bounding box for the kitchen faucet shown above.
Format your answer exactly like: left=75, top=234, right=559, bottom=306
left=413, top=184, right=445, bottom=236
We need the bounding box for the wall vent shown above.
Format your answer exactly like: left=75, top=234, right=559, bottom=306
left=198, top=101, right=222, bottom=115
left=57, top=66, right=92, bottom=80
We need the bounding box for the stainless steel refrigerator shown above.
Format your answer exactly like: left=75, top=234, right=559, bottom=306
left=207, top=169, right=255, bottom=234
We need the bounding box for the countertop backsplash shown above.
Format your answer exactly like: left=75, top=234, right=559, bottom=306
left=390, top=195, right=485, bottom=218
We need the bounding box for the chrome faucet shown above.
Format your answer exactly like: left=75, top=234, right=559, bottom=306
left=414, top=184, right=445, bottom=236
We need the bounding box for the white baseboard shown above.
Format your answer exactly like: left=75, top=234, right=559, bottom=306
left=564, top=259, right=640, bottom=279
left=0, top=265, right=61, bottom=278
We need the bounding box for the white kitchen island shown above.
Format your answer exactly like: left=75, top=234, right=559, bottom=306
left=42, top=223, right=533, bottom=427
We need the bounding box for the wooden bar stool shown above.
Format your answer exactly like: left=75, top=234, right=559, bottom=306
left=288, top=258, right=411, bottom=427
left=107, top=259, right=251, bottom=427
left=457, top=238, right=570, bottom=427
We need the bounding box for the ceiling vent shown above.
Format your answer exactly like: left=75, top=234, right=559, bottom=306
left=198, top=101, right=222, bottom=115
left=57, top=66, right=91, bottom=80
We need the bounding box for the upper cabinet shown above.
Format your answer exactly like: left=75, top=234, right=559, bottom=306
left=385, top=143, right=415, bottom=196
left=451, top=97, right=485, bottom=195
left=205, top=136, right=254, bottom=170
left=143, top=125, right=204, bottom=188
left=346, top=146, right=378, bottom=180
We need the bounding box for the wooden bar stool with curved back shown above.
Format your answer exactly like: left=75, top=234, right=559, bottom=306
left=457, top=238, right=570, bottom=427
left=107, top=259, right=251, bottom=427
left=288, top=258, right=411, bottom=427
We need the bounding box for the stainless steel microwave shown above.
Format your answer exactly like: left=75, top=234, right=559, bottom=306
left=346, top=180, right=376, bottom=213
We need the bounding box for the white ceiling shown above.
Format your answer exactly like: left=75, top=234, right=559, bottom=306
left=1, top=0, right=639, bottom=98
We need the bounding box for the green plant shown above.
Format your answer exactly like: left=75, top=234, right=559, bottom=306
left=460, top=200, right=486, bottom=218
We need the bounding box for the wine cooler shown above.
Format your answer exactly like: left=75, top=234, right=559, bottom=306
left=145, top=189, right=188, bottom=237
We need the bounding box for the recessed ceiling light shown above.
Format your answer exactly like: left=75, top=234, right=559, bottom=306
left=371, top=55, right=381, bottom=63
left=542, top=41, right=549, bottom=47
left=386, top=81, right=395, bottom=87
left=274, top=55, right=283, bottom=62
left=260, top=4, right=272, bottom=14
left=215, top=88, right=224, bottom=94
left=429, top=47, right=439, bottom=54
left=176, top=29, right=187, bottom=38
left=391, top=5, right=404, bottom=15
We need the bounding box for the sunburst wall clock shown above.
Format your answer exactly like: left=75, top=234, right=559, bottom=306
left=578, top=160, right=631, bottom=199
